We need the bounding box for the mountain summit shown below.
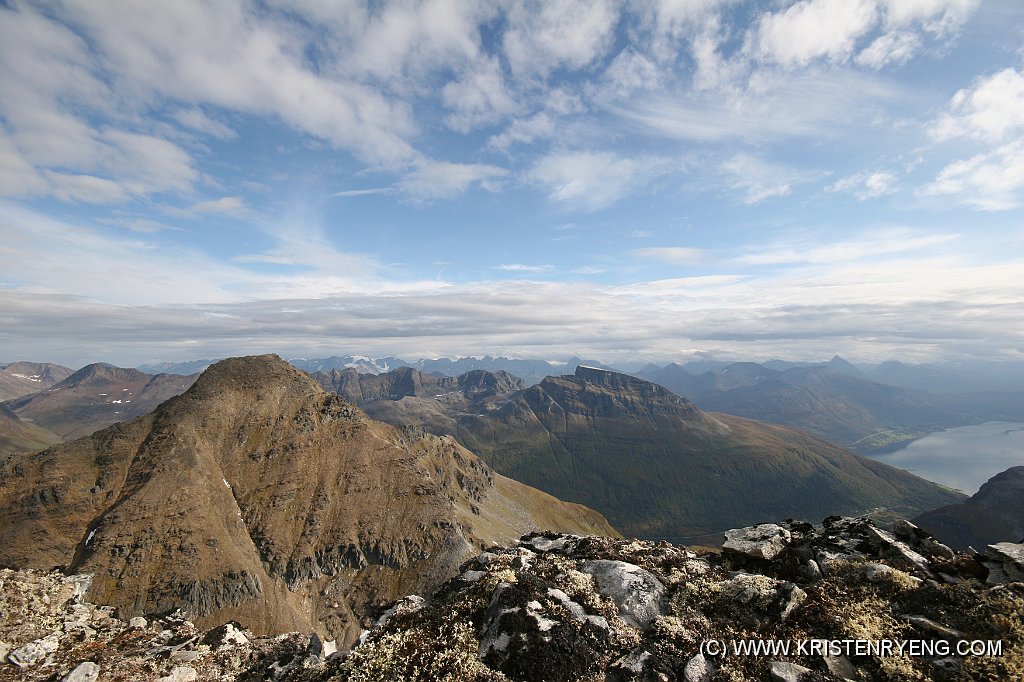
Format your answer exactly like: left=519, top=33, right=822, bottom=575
left=0, top=355, right=613, bottom=645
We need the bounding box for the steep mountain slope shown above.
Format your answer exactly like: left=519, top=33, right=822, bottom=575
left=455, top=366, right=965, bottom=540
left=4, top=363, right=198, bottom=438
left=639, top=361, right=1024, bottom=451
left=312, top=366, right=523, bottom=433
left=0, top=361, right=74, bottom=401
left=0, top=355, right=614, bottom=645
left=914, top=467, right=1024, bottom=550
left=0, top=403, right=61, bottom=456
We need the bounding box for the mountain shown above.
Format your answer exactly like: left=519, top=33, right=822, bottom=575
left=914, top=467, right=1024, bottom=550
left=0, top=361, right=74, bottom=400
left=637, top=361, right=1024, bottom=451
left=312, top=366, right=523, bottom=434
left=4, top=363, right=199, bottom=439
left=136, top=358, right=219, bottom=375
left=452, top=366, right=965, bottom=541
left=0, top=402, right=61, bottom=456
left=288, top=355, right=408, bottom=375
left=0, top=355, right=614, bottom=646
left=861, top=359, right=1024, bottom=393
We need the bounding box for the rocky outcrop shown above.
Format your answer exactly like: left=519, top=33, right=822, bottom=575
left=4, top=515, right=1023, bottom=681
left=0, top=355, right=614, bottom=647
left=915, top=466, right=1024, bottom=550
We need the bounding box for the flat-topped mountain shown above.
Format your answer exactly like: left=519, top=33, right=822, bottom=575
left=0, top=355, right=614, bottom=645
left=312, top=366, right=523, bottom=434
left=4, top=363, right=199, bottom=439
left=454, top=366, right=965, bottom=540
left=914, top=466, right=1024, bottom=550
left=0, top=361, right=74, bottom=401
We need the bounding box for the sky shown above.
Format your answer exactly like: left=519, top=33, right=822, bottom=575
left=1, top=0, right=1023, bottom=369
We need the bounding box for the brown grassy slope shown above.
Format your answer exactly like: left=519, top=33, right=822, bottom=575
left=0, top=355, right=613, bottom=645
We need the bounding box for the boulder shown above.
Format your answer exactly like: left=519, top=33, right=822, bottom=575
left=723, top=523, right=792, bottom=560
left=580, top=560, right=666, bottom=629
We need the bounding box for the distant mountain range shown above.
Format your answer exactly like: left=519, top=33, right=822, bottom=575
left=3, top=363, right=199, bottom=440
left=318, top=364, right=965, bottom=541
left=636, top=359, right=1024, bottom=451
left=0, top=355, right=613, bottom=646
left=0, top=361, right=74, bottom=400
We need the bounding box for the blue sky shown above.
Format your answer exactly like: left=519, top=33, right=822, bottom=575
left=1, top=0, right=1023, bottom=368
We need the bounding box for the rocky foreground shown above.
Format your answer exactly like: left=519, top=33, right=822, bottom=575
left=2, top=517, right=1023, bottom=681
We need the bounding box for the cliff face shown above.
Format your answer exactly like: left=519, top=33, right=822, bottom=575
left=915, top=466, right=1024, bottom=549
left=0, top=355, right=614, bottom=646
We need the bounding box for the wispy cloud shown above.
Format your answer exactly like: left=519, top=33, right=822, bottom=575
left=631, top=247, right=705, bottom=265
left=495, top=263, right=555, bottom=273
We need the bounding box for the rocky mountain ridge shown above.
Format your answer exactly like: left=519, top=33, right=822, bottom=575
left=0, top=355, right=613, bottom=648
left=0, top=362, right=74, bottom=401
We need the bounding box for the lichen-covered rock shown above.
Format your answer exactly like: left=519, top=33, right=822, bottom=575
left=723, top=523, right=792, bottom=560
left=3, top=517, right=1024, bottom=681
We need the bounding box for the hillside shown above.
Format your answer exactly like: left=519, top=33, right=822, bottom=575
left=3, top=363, right=199, bottom=439
left=0, top=403, right=61, bottom=456
left=914, top=466, right=1024, bottom=550
left=0, top=355, right=614, bottom=646
left=0, top=361, right=74, bottom=401
left=455, top=366, right=965, bottom=540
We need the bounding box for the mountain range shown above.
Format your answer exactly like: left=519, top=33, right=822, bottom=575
left=0, top=361, right=74, bottom=401
left=636, top=359, right=1024, bottom=451
left=0, top=355, right=613, bottom=646
left=317, top=364, right=965, bottom=540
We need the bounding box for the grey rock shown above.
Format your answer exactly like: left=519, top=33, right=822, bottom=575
left=62, top=661, right=100, bottom=682
left=723, top=524, right=791, bottom=560
left=158, top=666, right=198, bottom=682
left=169, top=649, right=202, bottom=664
left=8, top=633, right=60, bottom=667
left=823, top=654, right=857, bottom=680
left=611, top=648, right=651, bottom=674
left=900, top=614, right=964, bottom=640
left=797, top=559, right=822, bottom=581
left=865, top=525, right=932, bottom=575
left=769, top=660, right=812, bottom=681
left=129, top=616, right=148, bottom=629
left=580, top=559, right=666, bottom=629
left=894, top=519, right=955, bottom=560
left=683, top=652, right=714, bottom=682
left=984, top=542, right=1024, bottom=584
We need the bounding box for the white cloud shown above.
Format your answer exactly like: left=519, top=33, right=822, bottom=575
left=527, top=151, right=674, bottom=211
left=750, top=0, right=878, bottom=67
left=877, top=0, right=978, bottom=37
left=932, top=67, right=1024, bottom=142
left=735, top=228, right=956, bottom=266
left=720, top=154, right=798, bottom=204
left=631, top=247, right=705, bottom=265
left=441, top=56, right=518, bottom=132
left=172, top=108, right=236, bottom=139
left=828, top=170, right=898, bottom=199
left=495, top=264, right=555, bottom=273
left=922, top=139, right=1024, bottom=210
left=185, top=196, right=248, bottom=216
left=397, top=160, right=508, bottom=201
left=503, top=0, right=619, bottom=79
left=855, top=31, right=922, bottom=69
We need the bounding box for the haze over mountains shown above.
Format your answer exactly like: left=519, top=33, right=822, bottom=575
left=0, top=355, right=612, bottom=646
